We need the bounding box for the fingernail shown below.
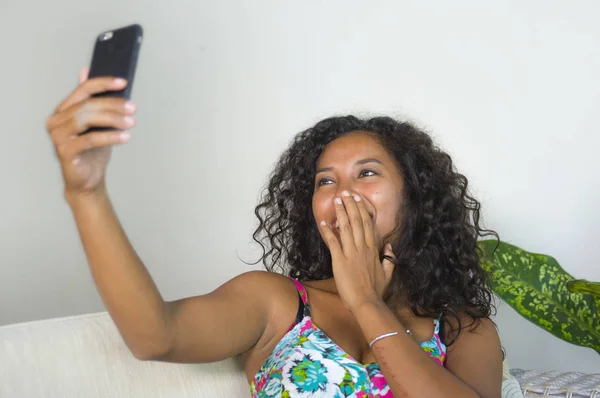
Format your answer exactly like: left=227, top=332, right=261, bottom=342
left=120, top=131, right=131, bottom=141
left=124, top=116, right=135, bottom=126
left=72, top=156, right=80, bottom=165
left=114, top=78, right=127, bottom=86
left=353, top=194, right=361, bottom=201
left=335, top=198, right=343, bottom=205
left=124, top=101, right=136, bottom=112
left=320, top=220, right=327, bottom=226
left=386, top=244, right=392, bottom=251
left=342, top=190, right=350, bottom=196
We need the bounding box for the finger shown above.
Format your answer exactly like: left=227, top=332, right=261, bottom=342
left=352, top=192, right=376, bottom=248
left=381, top=243, right=396, bottom=283
left=58, top=130, right=131, bottom=163
left=47, top=97, right=135, bottom=133
left=334, top=194, right=356, bottom=252
left=51, top=110, right=135, bottom=144
left=319, top=220, right=344, bottom=261
left=79, top=67, right=90, bottom=84
left=56, top=77, right=128, bottom=113
left=341, top=190, right=366, bottom=249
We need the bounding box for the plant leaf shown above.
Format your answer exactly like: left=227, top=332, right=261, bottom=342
left=567, top=279, right=600, bottom=311
left=478, top=240, right=600, bottom=354
left=567, top=279, right=600, bottom=296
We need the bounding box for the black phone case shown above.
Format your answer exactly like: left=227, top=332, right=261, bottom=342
left=83, top=24, right=143, bottom=134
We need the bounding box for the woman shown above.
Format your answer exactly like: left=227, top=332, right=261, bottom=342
left=45, top=69, right=503, bottom=397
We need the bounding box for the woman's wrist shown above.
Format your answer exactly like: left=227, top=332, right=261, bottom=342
left=350, top=296, right=387, bottom=316
left=64, top=185, right=109, bottom=210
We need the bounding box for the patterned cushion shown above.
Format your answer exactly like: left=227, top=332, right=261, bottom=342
left=511, top=369, right=600, bottom=397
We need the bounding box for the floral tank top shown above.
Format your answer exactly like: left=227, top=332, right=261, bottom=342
left=250, top=277, right=447, bottom=397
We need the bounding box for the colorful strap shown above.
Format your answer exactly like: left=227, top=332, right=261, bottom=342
left=288, top=277, right=310, bottom=317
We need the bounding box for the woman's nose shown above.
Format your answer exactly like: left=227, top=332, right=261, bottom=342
left=335, top=184, right=358, bottom=199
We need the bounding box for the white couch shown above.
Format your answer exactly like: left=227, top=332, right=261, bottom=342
left=0, top=312, right=251, bottom=397
left=0, top=311, right=538, bottom=397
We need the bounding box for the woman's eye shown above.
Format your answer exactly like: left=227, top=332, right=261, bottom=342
left=359, top=169, right=378, bottom=178
left=317, top=171, right=377, bottom=186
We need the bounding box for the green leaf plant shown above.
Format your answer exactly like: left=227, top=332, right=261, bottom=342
left=478, top=240, right=600, bottom=354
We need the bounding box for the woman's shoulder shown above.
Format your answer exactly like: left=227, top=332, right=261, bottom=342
left=231, top=270, right=300, bottom=306
left=442, top=309, right=499, bottom=352
left=232, top=269, right=293, bottom=286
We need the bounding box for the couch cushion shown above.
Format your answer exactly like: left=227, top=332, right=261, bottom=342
left=511, top=369, right=600, bottom=397
left=0, top=312, right=250, bottom=397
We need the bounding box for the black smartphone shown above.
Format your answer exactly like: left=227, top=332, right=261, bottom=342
left=83, top=24, right=143, bottom=134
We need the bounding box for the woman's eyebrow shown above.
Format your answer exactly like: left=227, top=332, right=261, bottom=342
left=315, top=158, right=383, bottom=175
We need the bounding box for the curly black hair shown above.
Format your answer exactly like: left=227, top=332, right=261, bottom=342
left=251, top=115, right=499, bottom=343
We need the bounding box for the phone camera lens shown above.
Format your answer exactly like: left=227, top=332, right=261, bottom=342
left=100, top=32, right=114, bottom=41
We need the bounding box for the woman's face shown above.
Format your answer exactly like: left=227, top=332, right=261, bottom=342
left=312, top=131, right=405, bottom=250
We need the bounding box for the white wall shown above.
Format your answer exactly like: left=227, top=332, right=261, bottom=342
left=1, top=0, right=598, bottom=373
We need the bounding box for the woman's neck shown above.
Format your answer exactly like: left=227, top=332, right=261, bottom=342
left=304, top=277, right=414, bottom=317
left=303, top=277, right=338, bottom=294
